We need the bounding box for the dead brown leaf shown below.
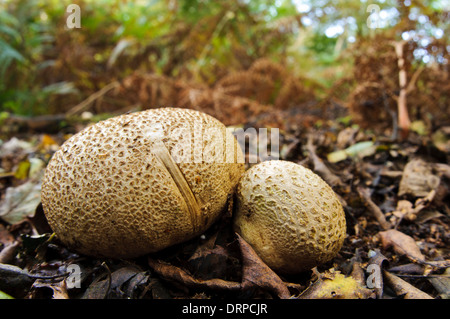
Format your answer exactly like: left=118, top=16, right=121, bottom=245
left=379, top=229, right=426, bottom=263
left=398, top=158, right=440, bottom=197
left=148, top=234, right=292, bottom=299
left=236, top=233, right=291, bottom=299
left=28, top=279, right=69, bottom=299
left=82, top=265, right=150, bottom=299
left=392, top=190, right=436, bottom=224
left=388, top=263, right=425, bottom=275
left=0, top=224, right=15, bottom=246
left=0, top=240, right=20, bottom=264
left=187, top=232, right=233, bottom=280
left=299, top=268, right=375, bottom=299
left=379, top=229, right=449, bottom=267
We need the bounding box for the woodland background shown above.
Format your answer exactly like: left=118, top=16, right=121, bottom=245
left=0, top=0, right=449, bottom=299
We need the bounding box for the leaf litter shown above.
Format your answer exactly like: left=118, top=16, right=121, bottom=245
left=0, top=108, right=449, bottom=299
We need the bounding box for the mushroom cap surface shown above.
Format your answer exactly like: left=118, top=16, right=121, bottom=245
left=234, top=160, right=346, bottom=273
left=42, top=108, right=244, bottom=258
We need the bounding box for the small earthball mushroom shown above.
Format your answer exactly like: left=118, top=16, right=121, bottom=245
left=234, top=160, right=346, bottom=274
left=41, top=108, right=244, bottom=258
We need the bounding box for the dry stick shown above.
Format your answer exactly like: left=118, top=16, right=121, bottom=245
left=406, top=65, right=425, bottom=94
left=100, top=262, right=112, bottom=299
left=305, top=135, right=343, bottom=188
left=3, top=114, right=68, bottom=132
left=391, top=40, right=411, bottom=139
left=0, top=263, right=69, bottom=280
left=383, top=270, right=433, bottom=299
left=357, top=186, right=391, bottom=230
left=66, top=81, right=120, bottom=116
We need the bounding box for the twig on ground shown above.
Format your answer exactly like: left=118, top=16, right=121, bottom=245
left=357, top=186, right=392, bottom=230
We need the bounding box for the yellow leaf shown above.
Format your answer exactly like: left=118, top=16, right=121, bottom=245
left=300, top=270, right=375, bottom=299
left=14, top=160, right=30, bottom=179
left=39, top=134, right=59, bottom=151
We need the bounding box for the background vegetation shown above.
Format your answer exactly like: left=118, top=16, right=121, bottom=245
left=0, top=0, right=449, bottom=300
left=0, top=0, right=448, bottom=132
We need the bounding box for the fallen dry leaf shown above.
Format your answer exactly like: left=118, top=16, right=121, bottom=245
left=398, top=158, right=440, bottom=197
left=391, top=190, right=438, bottom=225
left=388, top=263, right=425, bottom=275
left=147, top=234, right=292, bottom=299
left=187, top=231, right=233, bottom=280
left=299, top=269, right=375, bottom=299
left=82, top=265, right=150, bottom=299
left=0, top=180, right=41, bottom=224
left=380, top=229, right=449, bottom=266
left=0, top=240, right=20, bottom=264
left=349, top=262, right=366, bottom=285
left=379, top=229, right=426, bottom=263
left=237, top=233, right=291, bottom=299
left=0, top=224, right=15, bottom=246
left=28, top=278, right=69, bottom=299
left=391, top=200, right=414, bottom=220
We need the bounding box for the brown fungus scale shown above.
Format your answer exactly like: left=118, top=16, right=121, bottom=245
left=41, top=108, right=244, bottom=258
left=234, top=160, right=346, bottom=274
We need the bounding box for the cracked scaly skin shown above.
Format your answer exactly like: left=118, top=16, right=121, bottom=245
left=41, top=108, right=244, bottom=258
left=234, top=160, right=346, bottom=274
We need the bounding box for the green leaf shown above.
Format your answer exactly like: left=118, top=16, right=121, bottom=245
left=327, top=141, right=375, bottom=163
left=0, top=38, right=25, bottom=63
left=0, top=10, right=19, bottom=26
left=42, top=82, right=78, bottom=95
left=0, top=290, right=14, bottom=299
left=344, top=141, right=375, bottom=158
left=327, top=150, right=348, bottom=163
left=410, top=120, right=429, bottom=136
left=14, top=160, right=31, bottom=180
left=0, top=24, right=21, bottom=41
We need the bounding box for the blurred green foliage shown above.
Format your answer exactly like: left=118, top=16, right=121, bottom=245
left=0, top=0, right=76, bottom=115
left=0, top=0, right=447, bottom=116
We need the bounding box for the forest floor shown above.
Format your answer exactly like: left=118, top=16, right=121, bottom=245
left=0, top=105, right=449, bottom=300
